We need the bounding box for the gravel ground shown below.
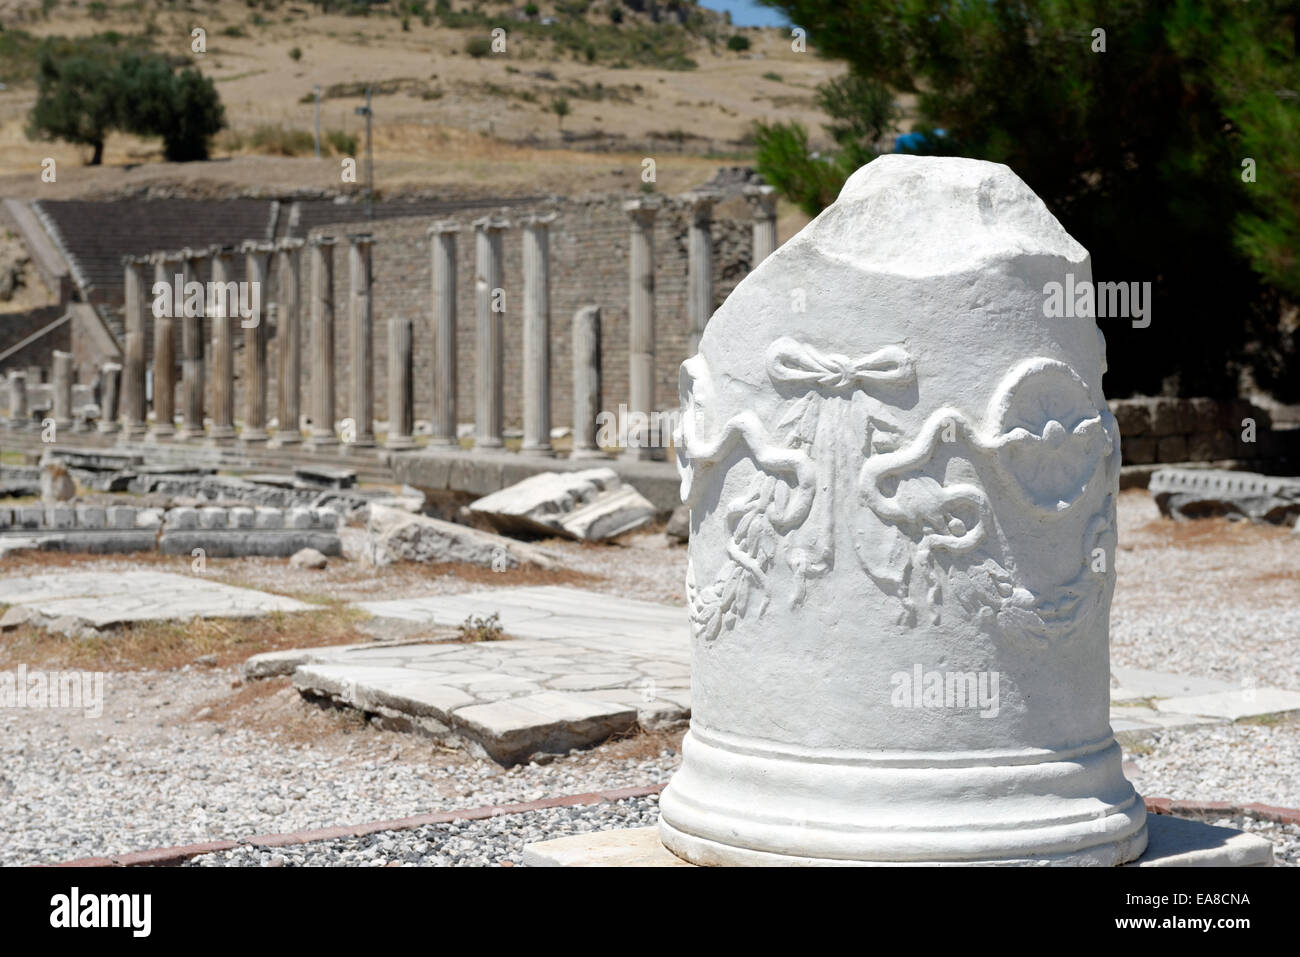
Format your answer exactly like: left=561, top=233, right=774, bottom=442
left=0, top=668, right=680, bottom=867
left=1110, top=489, right=1300, bottom=690
left=186, top=795, right=662, bottom=867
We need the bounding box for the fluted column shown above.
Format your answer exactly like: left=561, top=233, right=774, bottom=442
left=51, top=350, right=73, bottom=432
left=177, top=247, right=206, bottom=440
left=521, top=212, right=556, bottom=455
left=206, top=245, right=237, bottom=444
left=571, top=305, right=604, bottom=459
left=346, top=233, right=376, bottom=449
left=148, top=253, right=175, bottom=440
left=473, top=215, right=508, bottom=451
left=273, top=238, right=304, bottom=445
left=97, top=362, right=121, bottom=433
left=428, top=222, right=459, bottom=447
left=120, top=256, right=148, bottom=436
left=240, top=241, right=272, bottom=444
left=624, top=197, right=661, bottom=461
left=386, top=317, right=416, bottom=450
left=685, top=189, right=719, bottom=356
left=7, top=371, right=29, bottom=429
left=305, top=236, right=338, bottom=448
left=746, top=184, right=778, bottom=265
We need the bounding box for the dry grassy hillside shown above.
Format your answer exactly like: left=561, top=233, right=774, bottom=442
left=0, top=0, right=842, bottom=207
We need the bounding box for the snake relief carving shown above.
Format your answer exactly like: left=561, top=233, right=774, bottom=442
left=679, top=343, right=1118, bottom=646
left=855, top=357, right=1119, bottom=642
left=677, top=337, right=916, bottom=643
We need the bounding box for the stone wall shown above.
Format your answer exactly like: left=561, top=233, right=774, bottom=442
left=303, top=192, right=754, bottom=431
left=1111, top=397, right=1273, bottom=465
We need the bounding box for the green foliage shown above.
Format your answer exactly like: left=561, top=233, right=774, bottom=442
left=753, top=121, right=845, bottom=217
left=289, top=46, right=303, bottom=61
left=456, top=612, right=504, bottom=643
left=465, top=35, right=492, bottom=58
left=26, top=51, right=119, bottom=165
left=726, top=33, right=750, bottom=52
left=26, top=41, right=225, bottom=165
left=550, top=95, right=571, bottom=130
left=755, top=0, right=1300, bottom=400
left=326, top=129, right=358, bottom=155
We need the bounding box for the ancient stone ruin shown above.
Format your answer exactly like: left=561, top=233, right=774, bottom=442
left=658, top=155, right=1148, bottom=865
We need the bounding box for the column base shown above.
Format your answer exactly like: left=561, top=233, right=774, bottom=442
left=174, top=428, right=204, bottom=442
left=385, top=435, right=418, bottom=451
left=568, top=447, right=608, bottom=460
left=658, top=727, right=1149, bottom=866
left=303, top=433, right=338, bottom=450
left=426, top=436, right=459, bottom=448
left=271, top=432, right=302, bottom=447
left=240, top=428, right=270, bottom=444
left=473, top=438, right=505, bottom=452
left=147, top=427, right=174, bottom=442
left=520, top=444, right=555, bottom=456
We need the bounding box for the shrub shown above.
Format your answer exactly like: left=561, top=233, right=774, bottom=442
left=465, top=35, right=491, bottom=58
left=726, top=34, right=750, bottom=52
left=326, top=128, right=358, bottom=155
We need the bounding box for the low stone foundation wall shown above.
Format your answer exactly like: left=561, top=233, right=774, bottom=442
left=0, top=503, right=341, bottom=557
left=1111, top=397, right=1279, bottom=465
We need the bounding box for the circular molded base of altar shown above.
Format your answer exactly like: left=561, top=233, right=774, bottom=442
left=658, top=728, right=1149, bottom=866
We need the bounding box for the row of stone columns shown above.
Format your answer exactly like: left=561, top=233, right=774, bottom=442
left=92, top=189, right=778, bottom=454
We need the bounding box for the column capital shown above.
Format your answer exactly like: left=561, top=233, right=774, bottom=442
left=276, top=237, right=306, bottom=252
left=623, top=196, right=661, bottom=221
left=682, top=187, right=722, bottom=210
left=308, top=234, right=338, bottom=247
left=240, top=240, right=275, bottom=256
left=520, top=210, right=559, bottom=229
left=346, top=232, right=375, bottom=247
left=207, top=243, right=236, bottom=259
left=428, top=220, right=461, bottom=236
left=471, top=215, right=510, bottom=233
left=744, top=183, right=778, bottom=217
left=179, top=246, right=205, bottom=262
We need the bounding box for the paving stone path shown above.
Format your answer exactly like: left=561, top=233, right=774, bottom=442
left=245, top=587, right=691, bottom=765
left=0, top=570, right=313, bottom=628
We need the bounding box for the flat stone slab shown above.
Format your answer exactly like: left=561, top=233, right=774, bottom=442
left=1110, top=666, right=1238, bottom=703
left=1127, top=814, right=1274, bottom=867
left=522, top=815, right=1274, bottom=867
left=0, top=570, right=314, bottom=628
left=1153, top=688, right=1300, bottom=720
left=358, top=586, right=689, bottom=644
left=248, top=586, right=692, bottom=763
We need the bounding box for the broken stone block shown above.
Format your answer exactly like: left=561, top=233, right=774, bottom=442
left=364, top=503, right=559, bottom=570
left=1149, top=467, right=1300, bottom=524
left=39, top=463, right=75, bottom=502
left=665, top=505, right=689, bottom=544
left=290, top=547, right=329, bottom=569
left=468, top=468, right=656, bottom=541
left=294, top=465, right=357, bottom=489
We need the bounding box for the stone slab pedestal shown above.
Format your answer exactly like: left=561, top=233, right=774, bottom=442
left=522, top=815, right=1274, bottom=867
